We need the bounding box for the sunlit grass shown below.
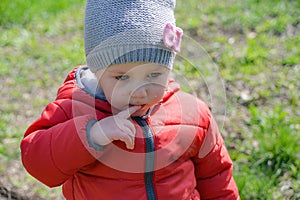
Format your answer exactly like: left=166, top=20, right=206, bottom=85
left=1, top=0, right=299, bottom=199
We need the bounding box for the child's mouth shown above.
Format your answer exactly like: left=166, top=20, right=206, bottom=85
left=130, top=104, right=146, bottom=109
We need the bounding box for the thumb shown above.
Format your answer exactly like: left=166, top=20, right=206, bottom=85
left=117, top=106, right=141, bottom=119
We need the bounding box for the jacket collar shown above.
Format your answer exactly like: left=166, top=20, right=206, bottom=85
left=75, top=66, right=107, bottom=101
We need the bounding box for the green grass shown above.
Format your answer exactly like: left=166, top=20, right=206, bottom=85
left=0, top=0, right=83, bottom=27
left=231, top=105, right=300, bottom=199
left=1, top=0, right=300, bottom=199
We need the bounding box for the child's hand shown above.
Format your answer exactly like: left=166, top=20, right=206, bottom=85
left=90, top=106, right=140, bottom=149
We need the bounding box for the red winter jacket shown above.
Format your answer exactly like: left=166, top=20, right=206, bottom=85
left=21, top=66, right=239, bottom=200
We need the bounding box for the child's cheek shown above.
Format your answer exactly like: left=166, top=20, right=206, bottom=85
left=110, top=89, right=130, bottom=106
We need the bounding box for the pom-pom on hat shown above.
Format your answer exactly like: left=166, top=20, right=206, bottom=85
left=84, top=0, right=183, bottom=72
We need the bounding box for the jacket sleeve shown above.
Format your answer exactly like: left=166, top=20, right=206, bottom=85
left=20, top=100, right=102, bottom=187
left=193, top=114, right=240, bottom=199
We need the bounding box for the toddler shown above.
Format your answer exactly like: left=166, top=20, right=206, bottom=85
left=21, top=0, right=240, bottom=199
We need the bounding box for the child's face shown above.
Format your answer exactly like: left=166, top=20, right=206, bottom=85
left=96, top=62, right=170, bottom=116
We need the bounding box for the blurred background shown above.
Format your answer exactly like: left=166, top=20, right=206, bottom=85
left=0, top=0, right=299, bottom=199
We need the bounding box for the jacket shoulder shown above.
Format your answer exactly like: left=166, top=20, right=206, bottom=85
left=165, top=90, right=212, bottom=128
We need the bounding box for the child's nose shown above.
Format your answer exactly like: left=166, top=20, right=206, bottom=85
left=131, top=85, right=147, bottom=99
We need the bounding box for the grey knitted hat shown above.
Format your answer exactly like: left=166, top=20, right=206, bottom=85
left=84, top=0, right=183, bottom=72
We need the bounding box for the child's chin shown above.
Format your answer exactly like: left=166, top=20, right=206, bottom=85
left=131, top=107, right=150, bottom=117
left=130, top=110, right=147, bottom=117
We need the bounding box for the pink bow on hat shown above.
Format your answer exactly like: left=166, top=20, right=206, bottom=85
left=163, top=23, right=183, bottom=52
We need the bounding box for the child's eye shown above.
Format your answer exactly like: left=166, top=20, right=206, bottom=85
left=115, top=75, right=129, bottom=80
left=148, top=73, right=161, bottom=78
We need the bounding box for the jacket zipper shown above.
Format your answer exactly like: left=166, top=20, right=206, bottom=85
left=133, top=117, right=157, bottom=200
